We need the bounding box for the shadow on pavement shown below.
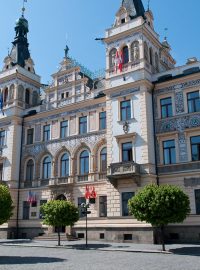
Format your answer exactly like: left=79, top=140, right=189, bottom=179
left=65, top=243, right=111, bottom=250
left=0, top=256, right=66, bottom=265
left=170, top=247, right=200, bottom=256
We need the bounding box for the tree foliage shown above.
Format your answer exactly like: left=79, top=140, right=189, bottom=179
left=40, top=200, right=79, bottom=246
left=0, top=185, right=14, bottom=225
left=128, top=184, right=190, bottom=227
left=40, top=200, right=79, bottom=227
left=128, top=184, right=190, bottom=251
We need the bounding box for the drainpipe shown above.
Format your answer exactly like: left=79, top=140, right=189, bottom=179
left=16, top=116, right=24, bottom=239
left=151, top=85, right=159, bottom=186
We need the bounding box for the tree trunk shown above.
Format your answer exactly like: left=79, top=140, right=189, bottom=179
left=57, top=227, right=61, bottom=246
left=160, top=225, right=165, bottom=251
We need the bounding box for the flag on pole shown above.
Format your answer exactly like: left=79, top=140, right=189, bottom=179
left=115, top=50, right=124, bottom=73
left=85, top=185, right=90, bottom=199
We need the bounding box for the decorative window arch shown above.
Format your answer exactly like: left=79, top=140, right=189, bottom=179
left=122, top=45, right=129, bottom=64
left=149, top=47, right=153, bottom=66
left=100, top=147, right=107, bottom=172
left=25, top=89, right=30, bottom=105
left=3, top=88, right=8, bottom=103
left=144, top=42, right=149, bottom=62
left=109, top=48, right=117, bottom=68
left=155, top=52, right=159, bottom=72
left=131, top=41, right=140, bottom=62
left=26, top=159, right=34, bottom=181
left=60, top=153, right=70, bottom=177
left=80, top=150, right=89, bottom=175
left=32, top=91, right=38, bottom=106
left=42, top=156, right=51, bottom=179
left=9, top=84, right=15, bottom=100
left=18, top=85, right=24, bottom=101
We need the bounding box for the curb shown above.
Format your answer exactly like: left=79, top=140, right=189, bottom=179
left=0, top=243, right=172, bottom=254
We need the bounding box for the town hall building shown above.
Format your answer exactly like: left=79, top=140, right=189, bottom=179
left=0, top=0, right=200, bottom=243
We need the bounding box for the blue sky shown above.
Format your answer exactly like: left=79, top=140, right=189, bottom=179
left=0, top=0, right=199, bottom=83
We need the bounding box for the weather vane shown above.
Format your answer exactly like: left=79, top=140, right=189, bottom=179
left=22, top=0, right=28, bottom=17
left=164, top=27, right=168, bottom=40
left=147, top=0, right=151, bottom=11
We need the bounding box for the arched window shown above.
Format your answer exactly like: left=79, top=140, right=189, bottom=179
left=9, top=85, right=15, bottom=100
left=43, top=156, right=51, bottom=179
left=3, top=88, right=8, bottom=103
left=123, top=46, right=129, bottom=64
left=100, top=148, right=107, bottom=172
left=18, top=85, right=24, bottom=101
left=149, top=48, right=153, bottom=66
left=109, top=48, right=117, bottom=68
left=25, top=89, right=30, bottom=104
left=131, top=41, right=140, bottom=62
left=155, top=52, right=159, bottom=72
left=61, top=153, right=70, bottom=177
left=32, top=91, right=38, bottom=106
left=144, top=42, right=149, bottom=62
left=26, top=159, right=34, bottom=181
left=80, top=150, right=89, bottom=175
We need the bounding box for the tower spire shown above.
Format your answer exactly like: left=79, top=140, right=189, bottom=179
left=22, top=0, right=28, bottom=17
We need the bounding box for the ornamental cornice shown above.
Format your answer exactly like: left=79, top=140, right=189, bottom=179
left=155, top=78, right=200, bottom=96
left=155, top=113, right=200, bottom=134
left=22, top=131, right=106, bottom=159
left=24, top=101, right=106, bottom=126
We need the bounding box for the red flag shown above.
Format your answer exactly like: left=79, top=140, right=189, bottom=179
left=85, top=185, right=90, bottom=199
left=118, top=50, right=123, bottom=72
left=90, top=187, right=97, bottom=199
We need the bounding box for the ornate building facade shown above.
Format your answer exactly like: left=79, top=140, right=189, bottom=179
left=0, top=0, right=200, bottom=243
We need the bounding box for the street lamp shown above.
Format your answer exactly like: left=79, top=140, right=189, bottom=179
left=81, top=202, right=91, bottom=248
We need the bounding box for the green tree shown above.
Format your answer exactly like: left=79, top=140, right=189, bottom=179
left=0, top=185, right=14, bottom=225
left=128, top=184, right=190, bottom=251
left=40, top=200, right=79, bottom=246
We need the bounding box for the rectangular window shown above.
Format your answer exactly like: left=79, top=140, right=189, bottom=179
left=187, top=91, right=200, bottom=113
left=39, top=200, right=47, bottom=219
left=163, top=140, right=176, bottom=165
left=79, top=116, right=87, bottom=135
left=0, top=164, right=3, bottom=180
left=99, top=196, right=107, bottom=217
left=122, top=192, right=134, bottom=216
left=120, top=100, right=131, bottom=121
left=99, top=112, right=106, bottom=130
left=60, top=120, right=68, bottom=139
left=195, top=190, right=200, bottom=215
left=23, top=201, right=30, bottom=220
left=122, top=142, right=133, bottom=162
left=160, top=97, right=173, bottom=118
left=43, top=125, right=50, bottom=141
left=191, top=136, right=200, bottom=161
left=78, top=197, right=86, bottom=218
left=27, top=128, right=34, bottom=145
left=0, top=130, right=5, bottom=146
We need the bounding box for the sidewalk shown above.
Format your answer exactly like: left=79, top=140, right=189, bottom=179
left=1, top=239, right=200, bottom=255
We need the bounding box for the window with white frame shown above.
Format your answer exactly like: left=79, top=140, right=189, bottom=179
left=26, top=159, right=34, bottom=181
left=43, top=125, right=50, bottom=141
left=191, top=136, right=200, bottom=161
left=120, top=100, right=131, bottom=121
left=163, top=140, right=176, bottom=165
left=42, top=156, right=51, bottom=179
left=60, top=153, right=70, bottom=177
left=0, top=130, right=5, bottom=146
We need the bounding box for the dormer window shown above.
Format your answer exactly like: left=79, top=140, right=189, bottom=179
left=121, top=18, right=126, bottom=24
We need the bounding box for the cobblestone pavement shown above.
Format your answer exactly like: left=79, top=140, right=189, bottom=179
left=0, top=241, right=200, bottom=270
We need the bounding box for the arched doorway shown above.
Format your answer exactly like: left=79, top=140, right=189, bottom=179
left=55, top=194, right=66, bottom=233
